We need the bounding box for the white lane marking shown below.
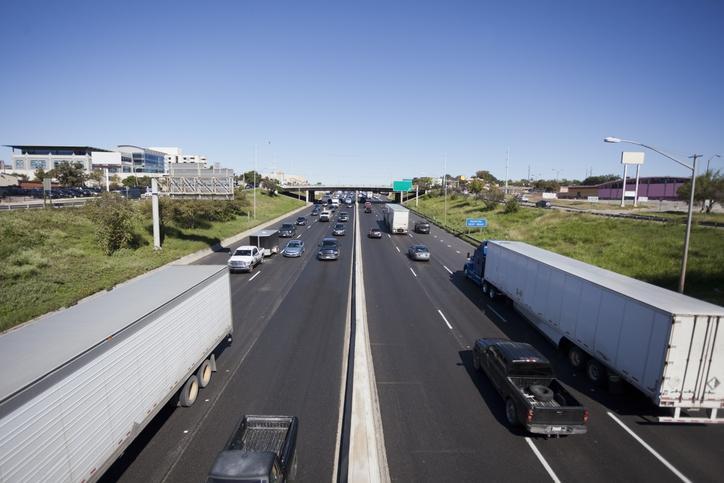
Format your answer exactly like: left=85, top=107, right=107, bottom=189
left=396, top=246, right=400, bottom=252
left=525, top=438, right=561, bottom=483
left=607, top=412, right=692, bottom=483
left=447, top=244, right=452, bottom=248
left=249, top=271, right=261, bottom=281
left=437, top=310, right=452, bottom=329
left=456, top=250, right=461, bottom=254
left=486, top=304, right=507, bottom=322
left=443, top=266, right=452, bottom=274
left=410, top=268, right=417, bottom=277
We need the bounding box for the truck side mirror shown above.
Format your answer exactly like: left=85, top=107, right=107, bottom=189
left=467, top=252, right=470, bottom=259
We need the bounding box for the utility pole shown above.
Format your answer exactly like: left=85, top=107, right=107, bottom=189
left=254, top=143, right=258, bottom=219
left=505, top=147, right=509, bottom=195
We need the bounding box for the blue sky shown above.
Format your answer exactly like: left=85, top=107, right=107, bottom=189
left=1, top=0, right=722, bottom=185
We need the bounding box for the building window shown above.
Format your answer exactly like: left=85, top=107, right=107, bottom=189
left=15, top=159, right=25, bottom=169
left=30, top=159, right=47, bottom=169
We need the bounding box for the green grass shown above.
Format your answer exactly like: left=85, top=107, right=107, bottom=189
left=411, top=194, right=724, bottom=306
left=0, top=191, right=304, bottom=331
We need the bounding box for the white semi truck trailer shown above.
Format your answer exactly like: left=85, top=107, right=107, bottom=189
left=384, top=203, right=409, bottom=234
left=466, top=240, right=724, bottom=423
left=0, top=265, right=234, bottom=482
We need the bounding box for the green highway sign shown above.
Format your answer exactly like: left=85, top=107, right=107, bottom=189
left=393, top=180, right=412, bottom=191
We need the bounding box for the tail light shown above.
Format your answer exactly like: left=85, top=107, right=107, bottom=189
left=526, top=409, right=533, bottom=422
left=584, top=410, right=589, bottom=423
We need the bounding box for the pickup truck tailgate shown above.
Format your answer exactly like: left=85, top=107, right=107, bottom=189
left=229, top=416, right=294, bottom=455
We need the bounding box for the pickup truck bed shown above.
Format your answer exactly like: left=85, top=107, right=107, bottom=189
left=229, top=416, right=292, bottom=454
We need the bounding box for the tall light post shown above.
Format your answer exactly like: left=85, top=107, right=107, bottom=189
left=706, top=153, right=721, bottom=173
left=552, top=168, right=564, bottom=181
left=604, top=137, right=700, bottom=294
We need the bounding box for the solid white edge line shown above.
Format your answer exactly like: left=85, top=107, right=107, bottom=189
left=437, top=310, right=453, bottom=329
left=607, top=412, right=692, bottom=483
left=249, top=271, right=260, bottom=281
left=443, top=266, right=452, bottom=274
left=525, top=437, right=561, bottom=483
left=410, top=268, right=417, bottom=277
left=486, top=304, right=507, bottom=322
left=395, top=246, right=400, bottom=252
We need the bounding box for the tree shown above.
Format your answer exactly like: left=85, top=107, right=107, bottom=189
left=477, top=185, right=505, bottom=210
left=475, top=170, right=499, bottom=185
left=582, top=174, right=619, bottom=186
left=467, top=179, right=485, bottom=196
left=87, top=168, right=105, bottom=187
left=33, top=167, right=48, bottom=183
left=85, top=192, right=138, bottom=255
left=109, top=174, right=122, bottom=190
left=243, top=170, right=262, bottom=187
left=51, top=161, right=87, bottom=187
left=10, top=172, right=29, bottom=182
left=677, top=170, right=724, bottom=213
left=260, top=177, right=279, bottom=195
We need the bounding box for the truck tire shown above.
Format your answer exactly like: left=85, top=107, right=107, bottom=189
left=568, top=346, right=587, bottom=370
left=259, top=256, right=264, bottom=265
left=489, top=286, right=496, bottom=299
left=585, top=359, right=606, bottom=386
left=473, top=352, right=482, bottom=372
left=178, top=375, right=199, bottom=407
left=197, top=359, right=212, bottom=388
left=482, top=282, right=489, bottom=294
left=529, top=385, right=554, bottom=402
left=506, top=398, right=520, bottom=427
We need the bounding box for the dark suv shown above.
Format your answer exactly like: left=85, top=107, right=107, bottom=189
left=279, top=222, right=297, bottom=237
left=414, top=221, right=431, bottom=234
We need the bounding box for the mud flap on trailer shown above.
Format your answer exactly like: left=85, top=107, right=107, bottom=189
left=607, top=373, right=623, bottom=394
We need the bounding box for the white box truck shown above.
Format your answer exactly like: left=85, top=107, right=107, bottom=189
left=0, top=265, right=234, bottom=482
left=466, top=240, right=724, bottom=423
left=384, top=203, right=409, bottom=234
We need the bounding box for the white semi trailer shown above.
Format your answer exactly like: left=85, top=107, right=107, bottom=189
left=0, top=265, right=234, bottom=482
left=384, top=203, right=409, bottom=234
left=473, top=240, right=724, bottom=423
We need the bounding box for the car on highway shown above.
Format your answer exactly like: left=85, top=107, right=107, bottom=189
left=369, top=228, right=382, bottom=238
left=279, top=222, right=297, bottom=237
left=310, top=207, right=320, bottom=215
left=296, top=216, right=308, bottom=225
left=408, top=245, right=430, bottom=261
left=338, top=212, right=349, bottom=222
left=332, top=223, right=346, bottom=236
left=228, top=246, right=264, bottom=272
left=319, top=211, right=331, bottom=221
left=283, top=239, right=305, bottom=257
left=317, top=238, right=341, bottom=260
left=535, top=200, right=552, bottom=209
left=414, top=220, right=430, bottom=234
left=515, top=195, right=529, bottom=202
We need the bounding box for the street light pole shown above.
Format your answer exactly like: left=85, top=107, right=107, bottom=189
left=604, top=137, right=700, bottom=294
left=706, top=154, right=721, bottom=173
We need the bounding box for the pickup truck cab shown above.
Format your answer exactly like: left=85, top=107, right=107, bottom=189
left=473, top=338, right=588, bottom=435
left=228, top=245, right=264, bottom=272
left=207, top=415, right=298, bottom=483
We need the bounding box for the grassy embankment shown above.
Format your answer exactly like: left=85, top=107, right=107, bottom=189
left=0, top=191, right=304, bottom=331
left=409, top=193, right=724, bottom=306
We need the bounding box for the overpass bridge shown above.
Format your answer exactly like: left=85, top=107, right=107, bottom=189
left=279, top=184, right=424, bottom=203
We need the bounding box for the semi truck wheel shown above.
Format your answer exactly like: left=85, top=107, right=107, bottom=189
left=506, top=399, right=519, bottom=427
left=585, top=359, right=606, bottom=386
left=482, top=282, right=489, bottom=294
left=568, top=346, right=587, bottom=370
left=489, top=287, right=496, bottom=299
left=178, top=375, right=199, bottom=407
left=197, top=359, right=212, bottom=388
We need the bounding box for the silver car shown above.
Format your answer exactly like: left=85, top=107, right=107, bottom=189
left=408, top=245, right=430, bottom=261
left=283, top=239, right=305, bottom=257
left=332, top=223, right=346, bottom=236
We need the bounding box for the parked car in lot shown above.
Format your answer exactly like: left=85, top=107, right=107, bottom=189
left=332, top=223, right=346, bottom=236
left=414, top=220, right=430, bottom=234
left=296, top=216, right=307, bottom=225
left=279, top=222, right=297, bottom=237
left=338, top=212, right=349, bottom=222
left=369, top=228, right=382, bottom=238
left=408, top=245, right=430, bottom=261
left=228, top=246, right=264, bottom=272
left=535, top=200, right=552, bottom=209
left=283, top=239, right=305, bottom=257
left=317, top=238, right=341, bottom=260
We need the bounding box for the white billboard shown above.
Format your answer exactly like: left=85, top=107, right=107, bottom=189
left=91, top=151, right=122, bottom=167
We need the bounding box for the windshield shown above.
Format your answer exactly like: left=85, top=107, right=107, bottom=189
left=414, top=246, right=428, bottom=252
left=234, top=250, right=251, bottom=256
left=281, top=223, right=294, bottom=229
left=321, top=240, right=337, bottom=248
left=287, top=241, right=301, bottom=247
